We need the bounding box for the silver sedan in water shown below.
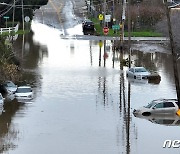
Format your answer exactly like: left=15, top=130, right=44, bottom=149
left=126, top=67, right=151, bottom=79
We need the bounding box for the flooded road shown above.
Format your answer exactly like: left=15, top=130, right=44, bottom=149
left=1, top=0, right=180, bottom=154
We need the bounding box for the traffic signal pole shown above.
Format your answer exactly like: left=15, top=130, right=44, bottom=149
left=127, top=0, right=131, bottom=68
left=103, top=0, right=106, bottom=67
left=120, top=0, right=126, bottom=69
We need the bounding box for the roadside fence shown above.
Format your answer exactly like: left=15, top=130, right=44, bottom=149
left=0, top=24, right=19, bottom=34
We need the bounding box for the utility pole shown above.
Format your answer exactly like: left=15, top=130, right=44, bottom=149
left=21, top=0, right=24, bottom=31
left=127, top=0, right=131, bottom=68
left=103, top=0, right=106, bottom=27
left=164, top=0, right=180, bottom=107
left=12, top=0, right=15, bottom=28
left=113, top=0, right=115, bottom=19
left=120, top=0, right=126, bottom=69
left=120, top=0, right=126, bottom=49
left=103, top=0, right=106, bottom=67
left=11, top=0, right=15, bottom=51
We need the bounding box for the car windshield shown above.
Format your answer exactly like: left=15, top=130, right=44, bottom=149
left=135, top=68, right=147, bottom=72
left=145, top=102, right=156, bottom=108
left=86, top=22, right=93, bottom=25
left=16, top=88, right=32, bottom=93
left=5, top=82, right=16, bottom=87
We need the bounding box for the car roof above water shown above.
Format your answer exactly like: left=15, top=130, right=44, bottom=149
left=83, top=19, right=93, bottom=23
left=131, top=66, right=145, bottom=69
left=152, top=99, right=178, bottom=104
left=17, top=86, right=31, bottom=89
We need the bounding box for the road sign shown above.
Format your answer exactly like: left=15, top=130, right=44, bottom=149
left=105, top=15, right=111, bottom=22
left=3, top=16, right=9, bottom=19
left=103, top=27, right=109, bottom=35
left=120, top=24, right=123, bottom=29
left=25, top=16, right=30, bottom=22
left=112, top=25, right=120, bottom=30
left=98, top=14, right=103, bottom=21
left=99, top=40, right=103, bottom=47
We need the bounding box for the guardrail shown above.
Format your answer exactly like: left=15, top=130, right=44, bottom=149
left=0, top=24, right=19, bottom=34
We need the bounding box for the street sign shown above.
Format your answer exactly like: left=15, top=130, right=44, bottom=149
left=3, top=16, right=9, bottom=19
left=112, top=25, right=120, bottom=30
left=103, top=27, right=109, bottom=35
left=99, top=40, right=103, bottom=47
left=120, top=24, right=123, bottom=29
left=105, top=15, right=111, bottom=22
left=98, top=14, right=103, bottom=21
left=25, top=16, right=30, bottom=22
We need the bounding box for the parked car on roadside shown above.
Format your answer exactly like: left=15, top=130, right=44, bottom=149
left=15, top=86, right=33, bottom=101
left=3, top=81, right=17, bottom=94
left=82, top=19, right=94, bottom=31
left=0, top=93, right=5, bottom=104
left=133, top=99, right=179, bottom=116
left=126, top=67, right=151, bottom=79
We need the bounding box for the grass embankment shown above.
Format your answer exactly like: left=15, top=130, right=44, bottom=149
left=0, top=30, right=30, bottom=36
left=91, top=18, right=162, bottom=37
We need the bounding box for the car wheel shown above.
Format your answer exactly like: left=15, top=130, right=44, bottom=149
left=126, top=74, right=128, bottom=77
left=134, top=75, right=136, bottom=79
left=142, top=112, right=151, bottom=116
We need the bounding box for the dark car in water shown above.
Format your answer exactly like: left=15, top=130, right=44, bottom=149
left=82, top=19, right=94, bottom=31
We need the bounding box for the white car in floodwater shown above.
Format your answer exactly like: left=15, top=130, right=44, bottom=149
left=133, top=99, right=179, bottom=116
left=3, top=81, right=17, bottom=94
left=126, top=67, right=151, bottom=79
left=15, top=86, right=33, bottom=101
left=0, top=93, right=5, bottom=104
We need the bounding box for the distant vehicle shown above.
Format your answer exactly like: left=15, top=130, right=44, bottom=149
left=83, top=30, right=95, bottom=35
left=15, top=86, right=33, bottom=101
left=0, top=93, right=5, bottom=104
left=133, top=99, right=179, bottom=116
left=126, top=67, right=151, bottom=79
left=133, top=112, right=180, bottom=126
left=82, top=19, right=94, bottom=31
left=3, top=81, right=17, bottom=94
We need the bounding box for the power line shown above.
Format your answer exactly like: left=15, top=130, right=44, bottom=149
left=0, top=0, right=20, bottom=17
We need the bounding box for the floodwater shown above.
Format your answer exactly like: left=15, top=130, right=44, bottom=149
left=1, top=1, right=180, bottom=154
left=1, top=21, right=179, bottom=154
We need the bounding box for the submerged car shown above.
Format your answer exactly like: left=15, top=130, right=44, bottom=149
left=0, top=93, right=5, bottom=104
left=133, top=99, right=179, bottom=116
left=3, top=81, right=17, bottom=94
left=126, top=67, right=151, bottom=79
left=15, top=86, right=33, bottom=101
left=82, top=19, right=94, bottom=31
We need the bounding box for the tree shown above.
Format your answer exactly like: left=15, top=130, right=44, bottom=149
left=156, top=10, right=180, bottom=52
left=0, top=37, right=21, bottom=81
